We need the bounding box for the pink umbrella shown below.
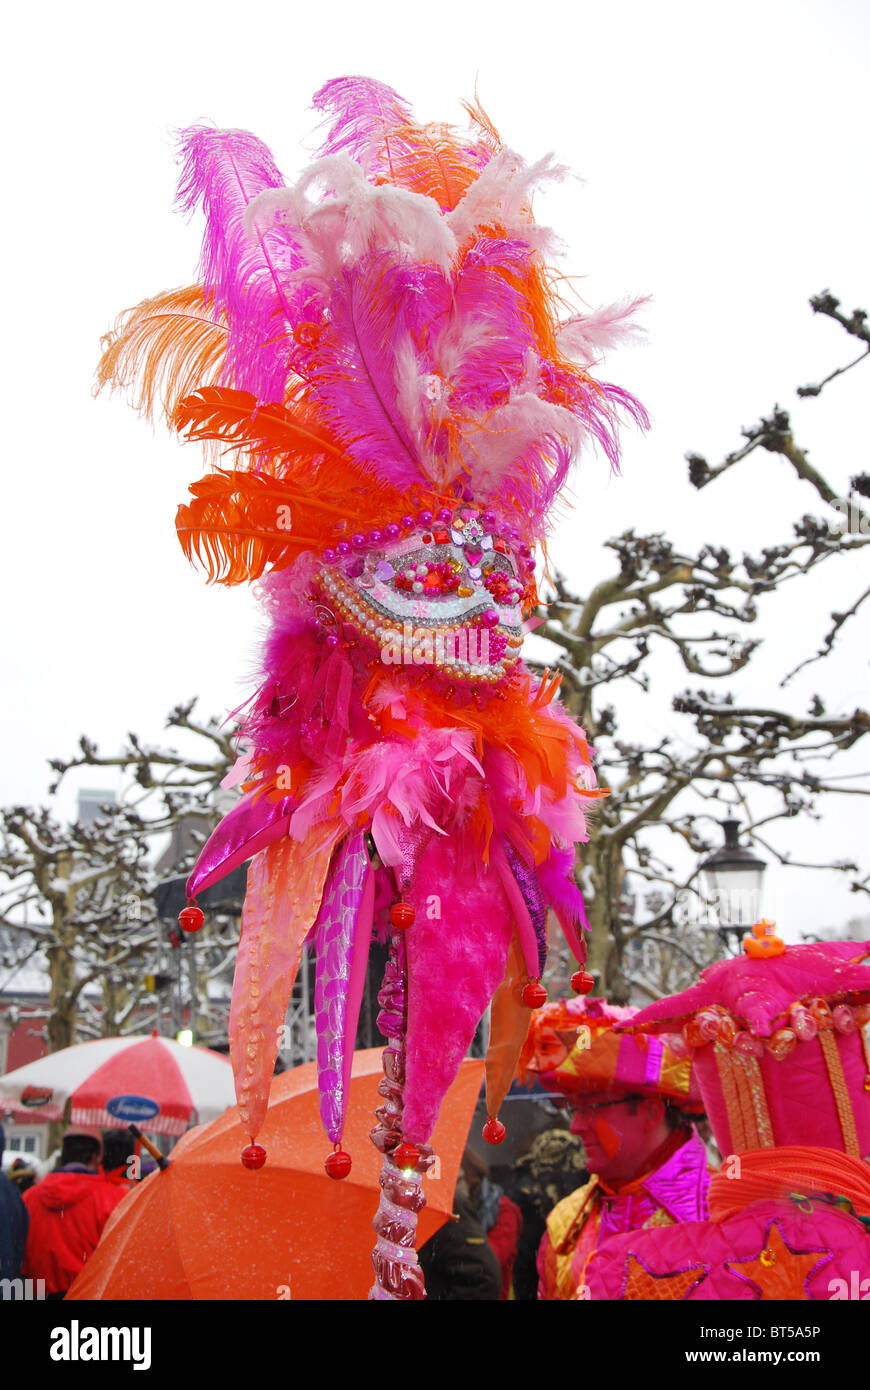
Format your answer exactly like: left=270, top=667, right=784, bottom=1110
left=0, top=1032, right=235, bottom=1136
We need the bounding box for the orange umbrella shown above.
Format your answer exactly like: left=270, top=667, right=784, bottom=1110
left=66, top=1048, right=483, bottom=1301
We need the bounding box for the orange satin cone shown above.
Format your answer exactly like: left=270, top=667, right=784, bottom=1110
left=66, top=1049, right=483, bottom=1301
left=484, top=933, right=532, bottom=1125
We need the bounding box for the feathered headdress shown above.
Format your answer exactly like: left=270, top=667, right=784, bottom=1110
left=100, top=78, right=647, bottom=1295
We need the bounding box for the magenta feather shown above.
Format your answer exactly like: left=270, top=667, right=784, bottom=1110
left=176, top=126, right=299, bottom=402
left=303, top=255, right=429, bottom=491
left=312, top=76, right=413, bottom=179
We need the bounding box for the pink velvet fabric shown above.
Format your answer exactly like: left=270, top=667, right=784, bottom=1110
left=402, top=834, right=514, bottom=1143
left=584, top=1199, right=870, bottom=1300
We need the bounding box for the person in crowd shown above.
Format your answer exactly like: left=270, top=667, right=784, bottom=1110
left=0, top=1124, right=29, bottom=1284
left=418, top=1167, right=503, bottom=1300
left=509, top=1128, right=588, bottom=1300
left=583, top=930, right=870, bottom=1300
left=519, top=994, right=711, bottom=1300
left=101, top=1130, right=138, bottom=1188
left=461, top=1147, right=523, bottom=1298
left=21, top=1128, right=129, bottom=1299
left=8, top=1156, right=39, bottom=1195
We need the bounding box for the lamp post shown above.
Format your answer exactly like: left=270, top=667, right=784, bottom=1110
left=699, top=819, right=767, bottom=954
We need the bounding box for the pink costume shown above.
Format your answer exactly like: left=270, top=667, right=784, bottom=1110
left=518, top=996, right=709, bottom=1300
left=583, top=930, right=870, bottom=1300
left=99, top=77, right=647, bottom=1297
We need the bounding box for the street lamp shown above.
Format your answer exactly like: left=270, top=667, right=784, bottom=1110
left=699, top=819, right=767, bottom=953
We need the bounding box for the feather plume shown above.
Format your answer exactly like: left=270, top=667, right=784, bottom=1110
left=460, top=95, right=503, bottom=157
left=96, top=285, right=227, bottom=422
left=385, top=121, right=490, bottom=212
left=557, top=296, right=651, bottom=363
left=176, top=470, right=300, bottom=584
left=303, top=255, right=432, bottom=492
left=447, top=149, right=565, bottom=252
left=176, top=126, right=300, bottom=402
left=173, top=386, right=346, bottom=468
left=246, top=155, right=456, bottom=296
left=312, top=75, right=414, bottom=178
left=313, top=76, right=492, bottom=210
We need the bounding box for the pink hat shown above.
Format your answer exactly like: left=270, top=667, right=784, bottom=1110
left=519, top=995, right=703, bottom=1112
left=621, top=934, right=870, bottom=1158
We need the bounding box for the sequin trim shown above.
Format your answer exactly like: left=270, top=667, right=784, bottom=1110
left=819, top=1030, right=861, bottom=1158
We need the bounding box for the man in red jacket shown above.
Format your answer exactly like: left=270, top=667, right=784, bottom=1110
left=22, top=1130, right=128, bottom=1299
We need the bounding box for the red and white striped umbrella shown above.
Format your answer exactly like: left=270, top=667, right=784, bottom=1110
left=0, top=1033, right=235, bottom=1136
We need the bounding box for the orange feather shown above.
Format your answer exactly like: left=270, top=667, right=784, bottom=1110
left=96, top=285, right=227, bottom=423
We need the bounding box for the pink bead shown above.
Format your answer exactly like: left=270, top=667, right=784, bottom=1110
left=417, top=510, right=433, bottom=526
left=325, top=634, right=339, bottom=650
left=351, top=533, right=366, bottom=549
left=482, top=609, right=499, bottom=627
left=322, top=548, right=336, bottom=564
left=400, top=515, right=415, bottom=530
left=436, top=507, right=452, bottom=522
left=768, top=1027, right=797, bottom=1060
left=367, top=529, right=383, bottom=547
left=336, top=541, right=351, bottom=557
left=482, top=510, right=496, bottom=529
left=384, top=522, right=400, bottom=540
left=833, top=1005, right=857, bottom=1034
left=696, top=1010, right=721, bottom=1043
left=789, top=1006, right=817, bottom=1042
left=734, top=1030, right=764, bottom=1057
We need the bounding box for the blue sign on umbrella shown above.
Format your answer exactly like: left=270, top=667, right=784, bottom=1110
left=105, top=1094, right=161, bottom=1122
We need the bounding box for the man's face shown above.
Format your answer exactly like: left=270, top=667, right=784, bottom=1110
left=569, top=1093, right=671, bottom=1181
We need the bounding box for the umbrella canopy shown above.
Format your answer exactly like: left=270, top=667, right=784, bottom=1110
left=0, top=1034, right=235, bottom=1136
left=67, top=1049, right=484, bottom=1300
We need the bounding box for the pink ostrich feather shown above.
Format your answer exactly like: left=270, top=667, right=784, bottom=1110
left=312, top=75, right=414, bottom=178
left=176, top=126, right=300, bottom=403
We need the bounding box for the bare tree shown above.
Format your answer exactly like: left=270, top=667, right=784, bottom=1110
left=0, top=701, right=236, bottom=1051
left=537, top=293, right=870, bottom=1000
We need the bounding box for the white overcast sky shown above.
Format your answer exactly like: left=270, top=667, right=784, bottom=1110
left=2, top=0, right=868, bottom=939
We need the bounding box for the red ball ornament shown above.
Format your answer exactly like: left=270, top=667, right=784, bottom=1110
left=393, top=1140, right=421, bottom=1170
left=241, top=1144, right=267, bottom=1170
left=389, top=901, right=415, bottom=930
left=324, top=1148, right=352, bottom=1180
left=521, top=980, right=547, bottom=1009
left=482, top=1117, right=506, bottom=1145
left=571, top=970, right=595, bottom=995
left=179, top=903, right=204, bottom=933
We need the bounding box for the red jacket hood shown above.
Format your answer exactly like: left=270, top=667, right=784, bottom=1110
left=31, top=1170, right=104, bottom=1211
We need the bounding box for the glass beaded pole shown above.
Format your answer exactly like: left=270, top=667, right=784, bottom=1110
left=368, top=926, right=435, bottom=1300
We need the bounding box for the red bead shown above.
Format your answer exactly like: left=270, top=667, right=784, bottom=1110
left=571, top=970, right=595, bottom=995
left=241, top=1144, right=266, bottom=1170
left=389, top=902, right=415, bottom=930
left=394, top=1141, right=421, bottom=1170
left=521, top=981, right=547, bottom=1009
left=179, top=904, right=204, bottom=933
left=324, top=1149, right=352, bottom=1180
left=482, top=1117, right=506, bottom=1145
